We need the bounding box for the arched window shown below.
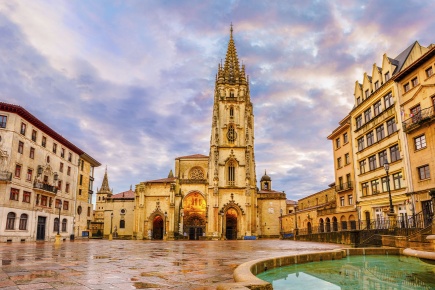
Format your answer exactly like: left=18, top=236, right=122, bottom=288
left=229, top=107, right=234, bottom=117
left=230, top=91, right=234, bottom=98
left=6, top=212, right=15, bottom=230
left=227, top=125, right=236, bottom=143
left=19, top=214, right=28, bottom=230
left=228, top=160, right=236, bottom=186
left=120, top=220, right=125, bottom=229
left=53, top=218, right=59, bottom=232
left=62, top=219, right=67, bottom=232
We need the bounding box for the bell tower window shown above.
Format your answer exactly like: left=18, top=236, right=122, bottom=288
left=230, top=91, right=234, bottom=98
left=229, top=107, right=234, bottom=117
left=228, top=160, right=236, bottom=186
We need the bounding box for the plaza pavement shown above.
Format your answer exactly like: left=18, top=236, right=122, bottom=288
left=0, top=239, right=344, bottom=289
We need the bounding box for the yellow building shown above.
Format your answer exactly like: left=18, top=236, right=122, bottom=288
left=327, top=114, right=358, bottom=229
left=350, top=42, right=430, bottom=228
left=396, top=43, right=435, bottom=226
left=75, top=153, right=100, bottom=239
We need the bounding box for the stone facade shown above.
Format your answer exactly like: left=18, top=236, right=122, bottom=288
left=0, top=103, right=99, bottom=242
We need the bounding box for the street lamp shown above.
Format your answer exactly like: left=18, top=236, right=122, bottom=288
left=294, top=205, right=298, bottom=236
left=109, top=212, right=113, bottom=240
left=57, top=200, right=62, bottom=235
left=164, top=211, right=168, bottom=236
left=280, top=208, right=283, bottom=238
left=383, top=160, right=394, bottom=214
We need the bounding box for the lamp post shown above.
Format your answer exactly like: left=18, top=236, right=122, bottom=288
left=164, top=211, right=168, bottom=239
left=384, top=160, right=396, bottom=229
left=383, top=161, right=394, bottom=214
left=294, top=205, right=298, bottom=237
left=220, top=211, right=225, bottom=240
left=109, top=212, right=113, bottom=240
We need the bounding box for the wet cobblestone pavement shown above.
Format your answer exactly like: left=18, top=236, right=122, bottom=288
left=0, top=239, right=343, bottom=289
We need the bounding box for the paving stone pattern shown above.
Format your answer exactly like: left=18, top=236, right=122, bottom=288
left=0, top=240, right=343, bottom=289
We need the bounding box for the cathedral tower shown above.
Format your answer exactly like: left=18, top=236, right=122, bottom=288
left=207, top=26, right=257, bottom=239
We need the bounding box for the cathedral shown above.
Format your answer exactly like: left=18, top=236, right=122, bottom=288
left=94, top=27, right=286, bottom=240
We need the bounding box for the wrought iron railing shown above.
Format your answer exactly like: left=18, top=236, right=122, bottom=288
left=403, top=106, right=435, bottom=133
left=34, top=182, right=58, bottom=194
left=335, top=181, right=353, bottom=192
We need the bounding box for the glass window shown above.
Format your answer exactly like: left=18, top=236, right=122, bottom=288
left=6, top=212, right=16, bottom=230
left=371, top=180, right=379, bottom=194
left=404, top=83, right=410, bottom=92
left=61, top=148, right=65, bottom=158
left=412, top=77, right=419, bottom=87
left=366, top=131, right=374, bottom=146
left=378, top=150, right=387, bottom=168
left=376, top=125, right=385, bottom=141
left=67, top=166, right=71, bottom=176
left=53, top=218, right=59, bottom=232
left=63, top=201, right=69, bottom=210
left=358, top=137, right=365, bottom=151
left=348, top=195, right=353, bottom=205
left=381, top=177, right=388, bottom=192
left=41, top=195, right=48, bottom=206
left=65, top=183, right=70, bottom=193
left=30, top=147, right=35, bottom=159
left=426, top=67, right=433, bottom=78
left=227, top=125, right=236, bottom=143
left=68, top=153, right=72, bottom=162
left=0, top=115, right=7, bottom=128
left=390, top=144, right=400, bottom=162
left=10, top=188, right=19, bottom=201
left=359, top=160, right=366, bottom=174
left=337, top=157, right=342, bottom=168
left=229, top=107, right=234, bottom=117
left=120, top=220, right=125, bottom=229
left=20, top=123, right=26, bottom=135
left=343, top=133, right=348, bottom=144
left=60, top=162, right=64, bottom=172
left=42, top=136, right=46, bottom=147
left=340, top=196, right=345, bottom=206
left=385, top=71, right=390, bottom=81
left=62, top=219, right=67, bottom=232
left=345, top=153, right=350, bottom=165
left=384, top=92, right=393, bottom=108
left=53, top=143, right=57, bottom=154
left=369, top=155, right=377, bottom=171
left=362, top=183, right=369, bottom=196
left=19, top=214, right=28, bottom=230
left=357, top=97, right=361, bottom=105
left=393, top=173, right=402, bottom=189
left=387, top=118, right=397, bottom=135
left=15, top=164, right=21, bottom=178
left=375, top=81, right=379, bottom=90
left=336, top=138, right=340, bottom=148
left=26, top=169, right=32, bottom=181
left=31, top=130, right=37, bottom=142
left=18, top=141, right=24, bottom=154
left=227, top=160, right=235, bottom=185
left=23, top=191, right=31, bottom=203
left=57, top=180, right=62, bottom=191
left=418, top=165, right=430, bottom=180
left=374, top=100, right=382, bottom=116
left=364, top=108, right=372, bottom=122
left=414, top=135, right=426, bottom=150
left=356, top=115, right=362, bottom=129
left=365, top=89, right=369, bottom=99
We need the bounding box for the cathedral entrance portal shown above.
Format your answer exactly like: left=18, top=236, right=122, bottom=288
left=152, top=215, right=164, bottom=240
left=183, top=192, right=206, bottom=240
left=225, top=208, right=238, bottom=240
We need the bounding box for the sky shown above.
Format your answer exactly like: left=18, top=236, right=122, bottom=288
left=1, top=0, right=435, bottom=202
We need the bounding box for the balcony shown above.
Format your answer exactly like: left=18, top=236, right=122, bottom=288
left=335, top=181, right=353, bottom=192
left=34, top=181, right=58, bottom=194
left=0, top=171, right=12, bottom=181
left=403, top=106, right=435, bottom=133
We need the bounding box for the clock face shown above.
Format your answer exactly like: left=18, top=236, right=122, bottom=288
left=227, top=126, right=237, bottom=142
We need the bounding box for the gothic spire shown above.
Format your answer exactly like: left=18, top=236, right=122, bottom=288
left=220, top=24, right=246, bottom=85
left=98, top=167, right=112, bottom=195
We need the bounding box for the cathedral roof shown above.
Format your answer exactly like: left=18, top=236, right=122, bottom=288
left=144, top=177, right=176, bottom=183
left=176, top=154, right=208, bottom=159
left=110, top=189, right=135, bottom=200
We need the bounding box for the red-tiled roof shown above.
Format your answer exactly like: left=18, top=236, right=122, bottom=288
left=175, top=154, right=208, bottom=159
left=110, top=190, right=135, bottom=199
left=145, top=177, right=176, bottom=183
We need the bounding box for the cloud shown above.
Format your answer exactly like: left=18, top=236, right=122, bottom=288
left=1, top=0, right=434, bottom=202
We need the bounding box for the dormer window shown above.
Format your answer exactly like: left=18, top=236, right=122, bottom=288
left=385, top=71, right=390, bottom=82
left=365, top=89, right=369, bottom=99
left=357, top=97, right=361, bottom=105
left=375, top=81, right=379, bottom=90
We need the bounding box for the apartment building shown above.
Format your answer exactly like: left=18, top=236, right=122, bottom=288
left=0, top=102, right=99, bottom=242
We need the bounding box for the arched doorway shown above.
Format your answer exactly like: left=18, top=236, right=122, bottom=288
left=152, top=215, right=164, bottom=240
left=319, top=218, right=324, bottom=233
left=349, top=215, right=356, bottom=230
left=341, top=215, right=347, bottom=230
left=183, top=192, right=206, bottom=240
left=307, top=222, right=312, bottom=234
left=225, top=208, right=238, bottom=240
left=325, top=217, right=331, bottom=232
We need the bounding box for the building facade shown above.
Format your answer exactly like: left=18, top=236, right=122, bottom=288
left=0, top=103, right=99, bottom=242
